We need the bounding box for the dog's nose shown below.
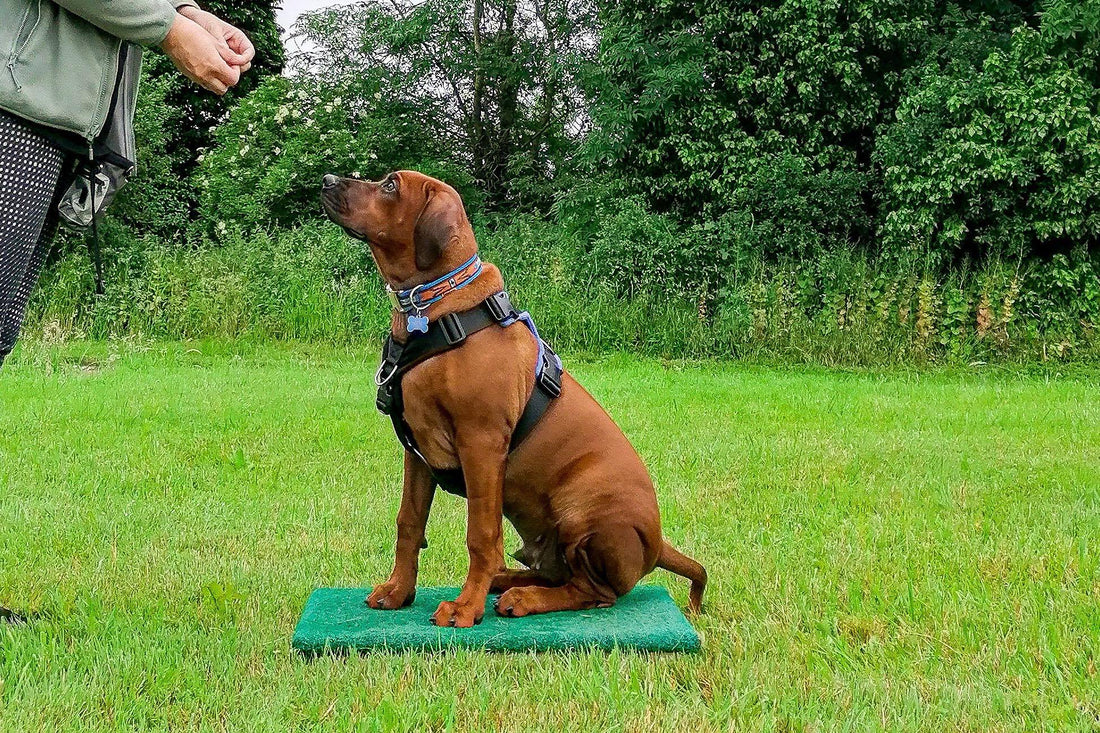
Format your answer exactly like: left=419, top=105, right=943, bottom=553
left=322, top=174, right=338, bottom=189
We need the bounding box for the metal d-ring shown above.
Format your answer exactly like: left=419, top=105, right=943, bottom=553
left=375, top=359, right=399, bottom=387
left=406, top=282, right=429, bottom=311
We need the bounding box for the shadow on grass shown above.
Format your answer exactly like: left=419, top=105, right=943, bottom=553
left=0, top=605, right=53, bottom=626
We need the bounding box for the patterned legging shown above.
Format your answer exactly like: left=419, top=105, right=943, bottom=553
left=0, top=110, right=68, bottom=366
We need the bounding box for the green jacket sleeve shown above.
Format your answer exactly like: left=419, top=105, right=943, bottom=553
left=49, top=0, right=197, bottom=47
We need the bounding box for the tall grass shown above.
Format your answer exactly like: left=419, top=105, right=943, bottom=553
left=24, top=217, right=1100, bottom=365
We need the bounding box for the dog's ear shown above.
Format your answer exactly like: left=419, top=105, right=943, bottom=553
left=413, top=187, right=458, bottom=271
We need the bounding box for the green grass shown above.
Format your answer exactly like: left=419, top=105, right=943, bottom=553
left=1, top=340, right=1098, bottom=731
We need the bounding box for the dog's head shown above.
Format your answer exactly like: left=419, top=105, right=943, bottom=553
left=321, top=170, right=472, bottom=284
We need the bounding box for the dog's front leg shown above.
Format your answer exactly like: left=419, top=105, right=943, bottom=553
left=367, top=451, right=436, bottom=610
left=430, top=435, right=506, bottom=627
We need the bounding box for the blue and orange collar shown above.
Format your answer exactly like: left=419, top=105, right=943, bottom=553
left=385, top=254, right=483, bottom=314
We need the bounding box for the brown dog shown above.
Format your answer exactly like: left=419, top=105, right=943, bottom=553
left=321, top=170, right=706, bottom=627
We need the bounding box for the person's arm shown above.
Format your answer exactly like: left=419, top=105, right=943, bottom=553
left=48, top=0, right=186, bottom=47
left=52, top=0, right=251, bottom=95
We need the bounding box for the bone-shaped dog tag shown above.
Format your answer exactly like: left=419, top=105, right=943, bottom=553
left=407, top=313, right=429, bottom=333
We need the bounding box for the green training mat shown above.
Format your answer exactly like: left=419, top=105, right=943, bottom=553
left=292, top=585, right=701, bottom=654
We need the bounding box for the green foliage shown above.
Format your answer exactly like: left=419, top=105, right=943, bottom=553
left=109, top=72, right=192, bottom=238
left=26, top=219, right=1100, bottom=364
left=877, top=6, right=1100, bottom=261
left=579, top=0, right=1100, bottom=272
left=23, top=0, right=1100, bottom=366
left=195, top=77, right=471, bottom=232
left=30, top=221, right=388, bottom=343
left=144, top=0, right=285, bottom=179
left=104, top=2, right=285, bottom=241
left=292, top=0, right=595, bottom=211
left=584, top=0, right=949, bottom=245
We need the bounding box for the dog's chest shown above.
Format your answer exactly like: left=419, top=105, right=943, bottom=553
left=401, top=393, right=459, bottom=469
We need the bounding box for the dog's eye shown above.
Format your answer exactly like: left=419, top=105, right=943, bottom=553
left=382, top=179, right=396, bottom=193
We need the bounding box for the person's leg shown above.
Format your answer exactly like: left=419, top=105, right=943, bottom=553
left=0, top=111, right=66, bottom=622
left=0, top=110, right=67, bottom=368
left=0, top=607, right=28, bottom=625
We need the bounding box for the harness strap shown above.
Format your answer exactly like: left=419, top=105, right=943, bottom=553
left=375, top=292, right=562, bottom=496
left=87, top=163, right=104, bottom=296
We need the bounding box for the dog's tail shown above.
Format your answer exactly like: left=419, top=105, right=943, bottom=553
left=656, top=539, right=707, bottom=614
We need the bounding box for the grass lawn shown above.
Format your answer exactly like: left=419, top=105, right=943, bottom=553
left=1, top=341, right=1098, bottom=731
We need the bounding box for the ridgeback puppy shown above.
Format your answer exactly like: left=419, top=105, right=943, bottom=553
left=321, top=170, right=706, bottom=627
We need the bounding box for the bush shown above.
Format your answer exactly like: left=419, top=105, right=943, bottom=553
left=876, top=17, right=1100, bottom=262
left=24, top=219, right=1100, bottom=364
left=196, top=76, right=474, bottom=233
left=19, top=0, right=1100, bottom=368
left=582, top=0, right=960, bottom=249
left=29, top=222, right=388, bottom=343
left=109, top=72, right=193, bottom=239
left=578, top=0, right=1100, bottom=275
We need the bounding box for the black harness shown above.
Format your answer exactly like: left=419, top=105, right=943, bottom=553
left=375, top=291, right=563, bottom=496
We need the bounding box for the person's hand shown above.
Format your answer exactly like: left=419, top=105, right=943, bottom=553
left=160, top=14, right=240, bottom=95
left=178, top=6, right=255, bottom=74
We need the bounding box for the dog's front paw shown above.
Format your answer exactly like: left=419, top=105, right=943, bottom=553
left=430, top=599, right=483, bottom=627
left=365, top=581, right=415, bottom=610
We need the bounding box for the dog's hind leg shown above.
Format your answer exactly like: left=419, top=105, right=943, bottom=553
left=491, top=526, right=571, bottom=592
left=494, top=523, right=652, bottom=617
left=494, top=580, right=614, bottom=617
left=489, top=568, right=563, bottom=593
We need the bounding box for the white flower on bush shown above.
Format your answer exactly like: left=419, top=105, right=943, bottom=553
left=333, top=97, right=343, bottom=105
left=240, top=145, right=250, bottom=157
left=274, top=147, right=282, bottom=156
left=275, top=105, right=290, bottom=123
left=217, top=221, right=227, bottom=233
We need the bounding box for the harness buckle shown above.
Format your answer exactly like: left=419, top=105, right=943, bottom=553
left=385, top=286, right=404, bottom=312
left=439, top=312, right=467, bottom=345
left=539, top=369, right=562, bottom=398
left=485, top=291, right=514, bottom=322
left=537, top=348, right=563, bottom=398
left=376, top=383, right=395, bottom=414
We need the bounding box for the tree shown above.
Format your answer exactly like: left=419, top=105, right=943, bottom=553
left=292, top=0, right=596, bottom=212
left=876, top=0, right=1100, bottom=261
left=581, top=0, right=1046, bottom=260
left=154, top=0, right=285, bottom=175
left=115, top=1, right=285, bottom=238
